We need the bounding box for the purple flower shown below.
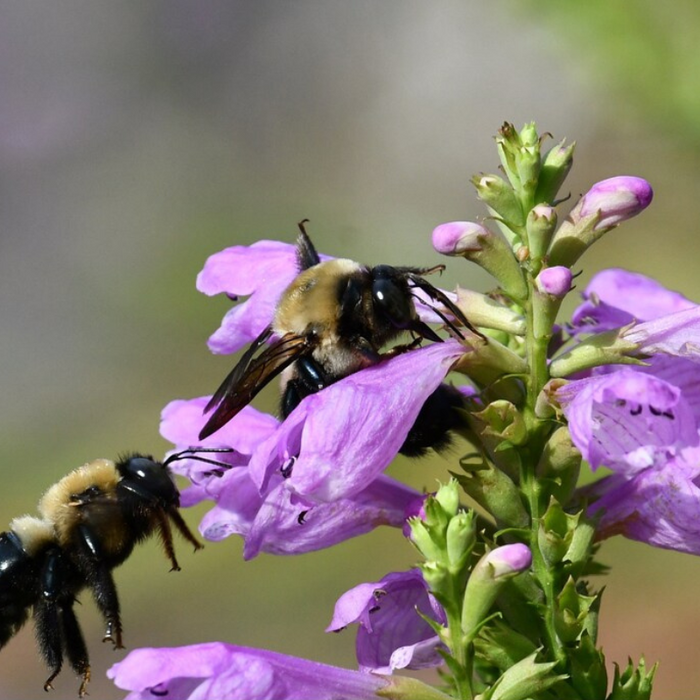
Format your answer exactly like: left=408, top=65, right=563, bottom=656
left=327, top=570, right=446, bottom=673
left=571, top=268, right=695, bottom=335
left=558, top=369, right=699, bottom=474
left=570, top=176, right=653, bottom=231
left=197, top=240, right=312, bottom=354
left=587, top=446, right=700, bottom=555
left=161, top=397, right=422, bottom=557
left=247, top=341, right=468, bottom=503
left=107, top=643, right=391, bottom=700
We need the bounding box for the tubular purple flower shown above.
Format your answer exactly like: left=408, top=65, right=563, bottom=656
left=621, top=306, right=700, bottom=361
left=247, top=341, right=468, bottom=503
left=574, top=176, right=653, bottom=230
left=327, top=569, right=446, bottom=673
left=571, top=269, right=695, bottom=335
left=557, top=370, right=700, bottom=473
left=160, top=397, right=422, bottom=557
left=587, top=446, right=700, bottom=555
left=535, top=266, right=572, bottom=298
left=107, top=643, right=392, bottom=700
left=197, top=240, right=314, bottom=354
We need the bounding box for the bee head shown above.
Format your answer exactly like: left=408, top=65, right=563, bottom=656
left=117, top=455, right=179, bottom=508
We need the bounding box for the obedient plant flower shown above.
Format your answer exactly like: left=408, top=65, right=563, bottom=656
left=161, top=397, right=422, bottom=557
left=246, top=341, right=468, bottom=503
left=327, top=569, right=446, bottom=673
left=108, top=643, right=439, bottom=700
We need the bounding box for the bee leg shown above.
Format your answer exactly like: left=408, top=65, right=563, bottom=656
left=35, top=548, right=66, bottom=692
left=154, top=510, right=181, bottom=571
left=281, top=356, right=330, bottom=417
left=74, top=524, right=124, bottom=649
left=60, top=604, right=90, bottom=697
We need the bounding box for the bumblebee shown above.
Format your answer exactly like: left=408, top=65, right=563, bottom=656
left=200, top=223, right=481, bottom=454
left=0, top=449, right=227, bottom=697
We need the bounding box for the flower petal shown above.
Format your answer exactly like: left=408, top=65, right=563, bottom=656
left=558, top=369, right=699, bottom=473
left=108, top=643, right=390, bottom=700
left=248, top=341, right=467, bottom=502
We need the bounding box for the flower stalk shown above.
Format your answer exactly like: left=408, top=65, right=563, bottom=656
left=108, top=122, right=671, bottom=700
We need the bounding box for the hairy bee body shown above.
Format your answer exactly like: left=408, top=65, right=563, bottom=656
left=201, top=225, right=479, bottom=454
left=0, top=454, right=202, bottom=697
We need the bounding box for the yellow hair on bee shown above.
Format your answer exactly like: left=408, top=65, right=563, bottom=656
left=38, top=459, right=120, bottom=546
left=9, top=516, right=55, bottom=555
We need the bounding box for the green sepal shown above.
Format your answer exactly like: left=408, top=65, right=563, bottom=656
left=473, top=400, right=528, bottom=446
left=377, top=675, right=457, bottom=700
left=474, top=618, right=537, bottom=672
left=496, top=576, right=545, bottom=643
left=481, top=651, right=568, bottom=700
left=538, top=499, right=580, bottom=567
left=607, top=657, right=657, bottom=700
left=562, top=517, right=596, bottom=579
left=409, top=518, right=444, bottom=563
left=535, top=427, right=582, bottom=505
left=453, top=461, right=529, bottom=529
left=420, top=561, right=454, bottom=610
left=554, top=576, right=597, bottom=643
left=568, top=633, right=608, bottom=700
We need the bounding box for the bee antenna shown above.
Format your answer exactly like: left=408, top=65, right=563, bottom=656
left=409, top=291, right=465, bottom=340
left=164, top=447, right=237, bottom=470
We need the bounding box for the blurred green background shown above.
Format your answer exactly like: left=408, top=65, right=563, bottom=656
left=1, top=2, right=699, bottom=698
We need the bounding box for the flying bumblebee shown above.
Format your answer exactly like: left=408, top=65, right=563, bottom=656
left=0, top=448, right=229, bottom=697
left=200, top=222, right=482, bottom=454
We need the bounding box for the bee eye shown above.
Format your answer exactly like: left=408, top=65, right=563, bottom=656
left=372, top=276, right=412, bottom=327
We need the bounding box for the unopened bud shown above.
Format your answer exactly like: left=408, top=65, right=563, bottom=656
left=549, top=176, right=653, bottom=267
left=535, top=266, right=572, bottom=298
left=527, top=204, right=557, bottom=261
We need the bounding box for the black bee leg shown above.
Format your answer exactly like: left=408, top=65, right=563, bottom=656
left=167, top=507, right=204, bottom=554
left=281, top=356, right=330, bottom=417
left=35, top=548, right=66, bottom=692
left=61, top=604, right=91, bottom=697
left=155, top=510, right=181, bottom=571
left=75, top=524, right=124, bottom=649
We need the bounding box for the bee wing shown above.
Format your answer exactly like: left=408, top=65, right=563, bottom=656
left=407, top=275, right=484, bottom=339
left=199, top=331, right=313, bottom=440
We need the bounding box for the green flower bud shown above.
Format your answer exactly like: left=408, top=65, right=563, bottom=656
left=420, top=561, right=452, bottom=606
left=471, top=174, right=526, bottom=233
left=435, top=479, right=460, bottom=519
left=446, top=510, right=477, bottom=573
left=535, top=138, right=575, bottom=204
left=409, top=518, right=444, bottom=563
left=462, top=545, right=532, bottom=636
left=455, top=460, right=529, bottom=529
left=526, top=204, right=558, bottom=262
left=454, top=288, right=526, bottom=335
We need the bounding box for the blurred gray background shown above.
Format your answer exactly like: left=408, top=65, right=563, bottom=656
left=1, top=2, right=699, bottom=698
